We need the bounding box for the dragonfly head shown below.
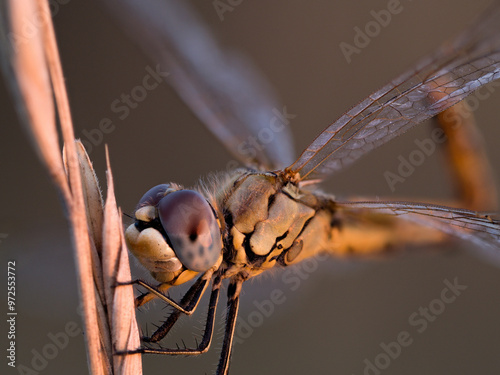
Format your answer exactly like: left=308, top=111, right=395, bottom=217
left=125, top=184, right=223, bottom=284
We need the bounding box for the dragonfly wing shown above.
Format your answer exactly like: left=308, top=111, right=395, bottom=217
left=288, top=3, right=500, bottom=181
left=336, top=200, right=500, bottom=262
left=102, top=0, right=295, bottom=170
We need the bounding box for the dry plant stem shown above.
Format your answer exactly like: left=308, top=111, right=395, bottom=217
left=2, top=0, right=141, bottom=373
left=3, top=1, right=69, bottom=200
left=4, top=3, right=100, bottom=368
left=63, top=142, right=112, bottom=373
left=34, top=2, right=105, bottom=373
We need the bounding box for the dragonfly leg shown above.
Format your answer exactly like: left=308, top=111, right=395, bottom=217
left=116, top=280, right=170, bottom=308
left=121, top=269, right=212, bottom=313
left=134, top=283, right=170, bottom=308
left=116, top=275, right=221, bottom=356
left=216, top=277, right=243, bottom=375
left=434, top=90, right=498, bottom=211
left=145, top=274, right=216, bottom=343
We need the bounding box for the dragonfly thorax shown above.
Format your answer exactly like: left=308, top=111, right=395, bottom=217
left=221, top=172, right=337, bottom=278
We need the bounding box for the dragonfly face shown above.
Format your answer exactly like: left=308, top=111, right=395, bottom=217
left=126, top=184, right=223, bottom=284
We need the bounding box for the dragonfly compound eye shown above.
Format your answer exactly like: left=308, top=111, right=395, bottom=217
left=158, top=190, right=222, bottom=272
left=137, top=184, right=175, bottom=208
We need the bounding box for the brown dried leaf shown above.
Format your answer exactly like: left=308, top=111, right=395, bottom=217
left=63, top=141, right=105, bottom=250
left=102, top=148, right=142, bottom=374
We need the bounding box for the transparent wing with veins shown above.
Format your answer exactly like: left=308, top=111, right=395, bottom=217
left=102, top=0, right=295, bottom=171
left=288, top=3, right=500, bottom=181
left=336, top=200, right=500, bottom=259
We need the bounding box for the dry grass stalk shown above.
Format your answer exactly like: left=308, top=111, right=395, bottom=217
left=0, top=1, right=142, bottom=373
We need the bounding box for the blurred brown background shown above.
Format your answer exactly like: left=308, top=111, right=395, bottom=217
left=1, top=1, right=500, bottom=374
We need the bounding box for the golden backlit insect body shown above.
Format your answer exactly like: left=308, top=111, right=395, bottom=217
left=112, top=1, right=500, bottom=374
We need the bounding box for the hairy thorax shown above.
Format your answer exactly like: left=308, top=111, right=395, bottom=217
left=210, top=171, right=339, bottom=280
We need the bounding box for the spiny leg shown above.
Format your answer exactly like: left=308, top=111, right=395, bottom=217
left=123, top=269, right=213, bottom=313
left=119, top=275, right=222, bottom=356
left=135, top=283, right=170, bottom=308
left=142, top=284, right=204, bottom=343
left=145, top=274, right=216, bottom=344
left=216, top=277, right=243, bottom=375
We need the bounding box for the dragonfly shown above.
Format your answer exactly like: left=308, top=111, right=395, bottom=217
left=108, top=0, right=500, bottom=373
